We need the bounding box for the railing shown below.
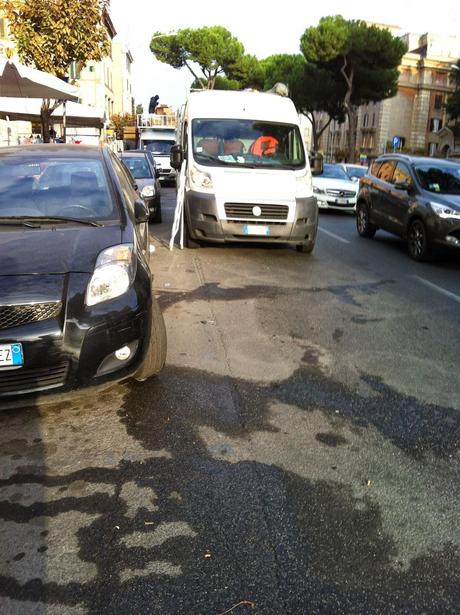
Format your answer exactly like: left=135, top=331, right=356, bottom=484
left=136, top=114, right=176, bottom=128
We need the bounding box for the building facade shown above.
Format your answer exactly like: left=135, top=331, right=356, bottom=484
left=319, top=31, right=460, bottom=161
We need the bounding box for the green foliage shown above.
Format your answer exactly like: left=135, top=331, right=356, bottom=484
left=191, top=76, right=241, bottom=91
left=150, top=26, right=263, bottom=90
left=110, top=113, right=135, bottom=140
left=2, top=0, right=111, bottom=79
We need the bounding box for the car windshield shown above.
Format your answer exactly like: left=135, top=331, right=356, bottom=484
left=345, top=166, right=367, bottom=179
left=145, top=140, right=175, bottom=155
left=320, top=165, right=350, bottom=180
left=191, top=119, right=305, bottom=170
left=121, top=156, right=152, bottom=179
left=0, top=156, right=117, bottom=221
left=414, top=163, right=460, bottom=195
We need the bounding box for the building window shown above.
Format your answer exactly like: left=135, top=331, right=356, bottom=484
left=429, top=118, right=442, bottom=132
left=433, top=72, right=446, bottom=86
left=434, top=94, right=443, bottom=110
left=372, top=113, right=375, bottom=127
left=363, top=113, right=369, bottom=127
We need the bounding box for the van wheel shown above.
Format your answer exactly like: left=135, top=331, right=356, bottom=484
left=408, top=219, right=432, bottom=261
left=135, top=295, right=167, bottom=381
left=296, top=242, right=314, bottom=254
left=356, top=202, right=377, bottom=238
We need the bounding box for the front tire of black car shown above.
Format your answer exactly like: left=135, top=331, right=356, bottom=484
left=135, top=295, right=167, bottom=381
left=408, top=218, right=432, bottom=262
left=356, top=201, right=377, bottom=238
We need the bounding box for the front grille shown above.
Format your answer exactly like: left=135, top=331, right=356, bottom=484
left=0, top=362, right=69, bottom=395
left=225, top=203, right=289, bottom=221
left=326, top=189, right=356, bottom=198
left=0, top=302, right=61, bottom=330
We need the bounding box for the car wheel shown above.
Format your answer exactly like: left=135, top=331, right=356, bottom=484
left=296, top=242, right=314, bottom=254
left=408, top=219, right=432, bottom=261
left=151, top=201, right=162, bottom=224
left=135, top=294, right=167, bottom=381
left=356, top=202, right=377, bottom=238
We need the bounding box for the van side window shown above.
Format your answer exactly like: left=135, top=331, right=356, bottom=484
left=376, top=160, right=396, bottom=183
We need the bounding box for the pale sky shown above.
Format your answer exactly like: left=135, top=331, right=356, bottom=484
left=110, top=0, right=460, bottom=112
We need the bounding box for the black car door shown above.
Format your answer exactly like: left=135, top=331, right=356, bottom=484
left=371, top=159, right=396, bottom=228
left=383, top=161, right=416, bottom=236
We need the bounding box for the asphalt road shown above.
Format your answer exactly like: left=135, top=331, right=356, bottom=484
left=1, top=187, right=459, bottom=615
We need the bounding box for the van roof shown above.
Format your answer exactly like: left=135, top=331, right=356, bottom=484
left=186, top=90, right=300, bottom=124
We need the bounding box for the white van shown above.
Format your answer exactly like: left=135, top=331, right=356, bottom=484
left=171, top=90, right=320, bottom=252
left=139, top=127, right=176, bottom=183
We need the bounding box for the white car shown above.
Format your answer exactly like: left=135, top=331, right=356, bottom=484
left=313, top=164, right=358, bottom=212
left=337, top=163, right=369, bottom=183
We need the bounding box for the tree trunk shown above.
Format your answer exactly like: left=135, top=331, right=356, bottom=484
left=40, top=100, right=51, bottom=143
left=346, top=106, right=358, bottom=163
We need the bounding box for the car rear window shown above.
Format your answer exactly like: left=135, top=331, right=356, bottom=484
left=121, top=156, right=152, bottom=179
left=0, top=156, right=117, bottom=221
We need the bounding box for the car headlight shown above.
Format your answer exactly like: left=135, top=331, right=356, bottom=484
left=430, top=202, right=460, bottom=219
left=86, top=244, right=136, bottom=306
left=189, top=164, right=213, bottom=191
left=141, top=185, right=155, bottom=198
left=313, top=186, right=325, bottom=195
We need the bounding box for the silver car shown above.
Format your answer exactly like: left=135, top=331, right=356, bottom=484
left=120, top=151, right=162, bottom=223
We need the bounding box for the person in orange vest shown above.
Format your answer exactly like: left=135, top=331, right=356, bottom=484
left=249, top=134, right=279, bottom=156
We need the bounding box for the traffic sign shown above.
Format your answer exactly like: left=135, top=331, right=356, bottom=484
left=392, top=135, right=401, bottom=148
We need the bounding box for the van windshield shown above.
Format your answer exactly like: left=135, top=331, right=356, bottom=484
left=192, top=119, right=305, bottom=169
left=144, top=140, right=175, bottom=155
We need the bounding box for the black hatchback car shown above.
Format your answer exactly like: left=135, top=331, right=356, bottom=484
left=0, top=145, right=166, bottom=408
left=356, top=154, right=460, bottom=260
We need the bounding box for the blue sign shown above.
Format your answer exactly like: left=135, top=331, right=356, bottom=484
left=392, top=136, right=401, bottom=148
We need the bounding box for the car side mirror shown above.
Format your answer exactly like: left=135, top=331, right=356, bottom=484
left=134, top=198, right=149, bottom=223
left=310, top=152, right=324, bottom=176
left=394, top=181, right=413, bottom=193
left=170, top=144, right=184, bottom=170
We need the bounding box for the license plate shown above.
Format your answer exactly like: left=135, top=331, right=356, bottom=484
left=0, top=343, right=24, bottom=367
left=336, top=198, right=349, bottom=204
left=243, top=224, right=270, bottom=236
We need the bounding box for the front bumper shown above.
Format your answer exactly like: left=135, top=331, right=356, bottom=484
left=316, top=194, right=356, bottom=212
left=186, top=191, right=318, bottom=247
left=0, top=265, right=152, bottom=408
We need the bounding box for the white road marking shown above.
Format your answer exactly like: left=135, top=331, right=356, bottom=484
left=412, top=275, right=460, bottom=304
left=319, top=227, right=350, bottom=244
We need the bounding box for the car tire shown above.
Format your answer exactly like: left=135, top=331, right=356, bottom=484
left=356, top=202, right=377, bottom=238
left=135, top=294, right=167, bottom=381
left=407, top=218, right=432, bottom=262
left=296, top=242, right=314, bottom=254
left=151, top=202, right=162, bottom=224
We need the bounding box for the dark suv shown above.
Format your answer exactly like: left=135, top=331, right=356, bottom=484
left=356, top=154, right=460, bottom=260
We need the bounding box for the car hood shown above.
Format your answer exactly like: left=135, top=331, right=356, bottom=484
left=313, top=177, right=358, bottom=192
left=135, top=177, right=156, bottom=191
left=429, top=193, right=460, bottom=210
left=0, top=225, right=122, bottom=275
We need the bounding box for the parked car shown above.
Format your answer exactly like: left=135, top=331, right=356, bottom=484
left=120, top=151, right=162, bottom=223
left=337, top=163, right=369, bottom=183
left=312, top=163, right=358, bottom=212
left=356, top=154, right=460, bottom=261
left=0, top=144, right=167, bottom=409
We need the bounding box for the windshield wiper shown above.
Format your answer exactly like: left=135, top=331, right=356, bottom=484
left=7, top=216, right=103, bottom=227
left=0, top=217, right=40, bottom=228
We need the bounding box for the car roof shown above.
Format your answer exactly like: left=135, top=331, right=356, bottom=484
left=377, top=153, right=460, bottom=167
left=120, top=151, right=150, bottom=158
left=0, top=144, right=104, bottom=159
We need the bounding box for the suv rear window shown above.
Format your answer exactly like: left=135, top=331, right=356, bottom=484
left=376, top=160, right=396, bottom=182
